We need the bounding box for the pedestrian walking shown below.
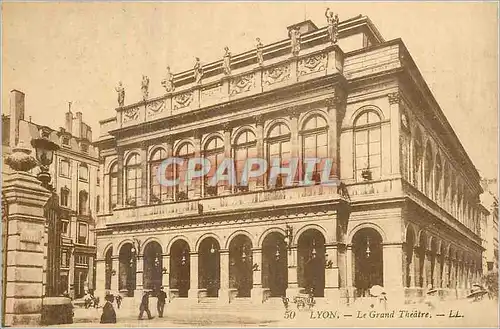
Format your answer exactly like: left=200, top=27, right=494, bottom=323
left=157, top=287, right=167, bottom=318
left=100, top=294, right=117, bottom=324
left=115, top=293, right=122, bottom=309
left=138, top=290, right=153, bottom=320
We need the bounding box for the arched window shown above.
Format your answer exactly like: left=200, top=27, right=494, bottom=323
left=413, top=129, right=423, bottom=189
left=424, top=143, right=433, bottom=198
left=79, top=190, right=88, bottom=215
left=435, top=154, right=442, bottom=204
left=150, top=148, right=169, bottom=203
left=267, top=122, right=291, bottom=188
left=400, top=112, right=411, bottom=181
left=109, top=162, right=118, bottom=210
left=234, top=130, right=256, bottom=192
left=125, top=153, right=141, bottom=206
left=354, top=111, right=381, bottom=181
left=176, top=143, right=195, bottom=199
left=301, top=115, right=328, bottom=183
left=204, top=137, right=225, bottom=196
left=443, top=163, right=450, bottom=211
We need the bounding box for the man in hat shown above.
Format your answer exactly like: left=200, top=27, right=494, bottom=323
left=157, top=286, right=167, bottom=318
left=138, top=290, right=153, bottom=320
left=100, top=294, right=117, bottom=324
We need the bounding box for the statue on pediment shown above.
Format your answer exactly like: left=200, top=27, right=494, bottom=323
left=289, top=26, right=301, bottom=56
left=194, top=57, right=204, bottom=84
left=223, top=47, right=231, bottom=75
left=256, top=37, right=264, bottom=65
left=161, top=66, right=175, bottom=93
left=115, top=81, right=125, bottom=107
left=325, top=8, right=339, bottom=44
left=141, top=75, right=150, bottom=101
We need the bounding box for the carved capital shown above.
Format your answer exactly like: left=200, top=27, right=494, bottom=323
left=222, top=122, right=232, bottom=133
left=388, top=92, right=401, bottom=105
left=324, top=96, right=343, bottom=108
left=254, top=114, right=265, bottom=126
left=287, top=106, right=301, bottom=119
left=193, top=129, right=202, bottom=141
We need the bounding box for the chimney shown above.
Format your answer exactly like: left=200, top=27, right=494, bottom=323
left=9, top=90, right=25, bottom=147
left=73, top=111, right=83, bottom=139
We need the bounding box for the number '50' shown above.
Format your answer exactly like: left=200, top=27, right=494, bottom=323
left=284, top=310, right=296, bottom=319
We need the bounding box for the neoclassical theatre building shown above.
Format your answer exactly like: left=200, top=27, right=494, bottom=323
left=95, top=15, right=486, bottom=305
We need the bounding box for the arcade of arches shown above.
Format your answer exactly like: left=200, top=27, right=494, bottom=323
left=97, top=223, right=483, bottom=303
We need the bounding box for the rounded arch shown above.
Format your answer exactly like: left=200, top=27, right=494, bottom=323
left=173, top=139, right=195, bottom=156
left=124, top=150, right=141, bottom=164
left=293, top=224, right=328, bottom=245
left=403, top=222, right=417, bottom=244
left=298, top=109, right=329, bottom=131
left=231, top=125, right=257, bottom=145
left=264, top=118, right=291, bottom=139
left=224, top=230, right=256, bottom=250
left=117, top=239, right=136, bottom=254
left=167, top=235, right=194, bottom=254
left=202, top=132, right=225, bottom=150
left=141, top=237, right=165, bottom=254
left=348, top=223, right=387, bottom=244
left=148, top=145, right=168, bottom=161
left=100, top=243, right=114, bottom=259
left=349, top=105, right=385, bottom=127
left=105, top=158, right=118, bottom=174
left=258, top=227, right=287, bottom=248
left=195, top=233, right=223, bottom=252
left=416, top=229, right=427, bottom=249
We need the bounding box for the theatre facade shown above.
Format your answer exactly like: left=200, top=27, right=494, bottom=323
left=95, top=15, right=485, bottom=305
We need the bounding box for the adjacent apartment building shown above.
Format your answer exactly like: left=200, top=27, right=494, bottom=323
left=2, top=90, right=99, bottom=299
left=94, top=15, right=486, bottom=305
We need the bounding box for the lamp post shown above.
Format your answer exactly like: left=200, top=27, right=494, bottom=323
left=284, top=224, right=293, bottom=255
left=31, top=134, right=59, bottom=189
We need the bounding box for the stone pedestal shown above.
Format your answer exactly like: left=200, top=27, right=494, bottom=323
left=3, top=172, right=52, bottom=326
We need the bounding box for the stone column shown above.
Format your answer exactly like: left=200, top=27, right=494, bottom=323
left=116, top=149, right=124, bottom=207
left=410, top=251, right=417, bottom=287
left=188, top=252, right=199, bottom=301
left=414, top=249, right=422, bottom=288
left=95, top=258, right=106, bottom=299
left=289, top=108, right=300, bottom=184
left=388, top=92, right=401, bottom=176
left=135, top=255, right=144, bottom=293
left=286, top=247, right=299, bottom=298
left=255, top=115, right=265, bottom=190
left=111, top=256, right=119, bottom=293
left=346, top=245, right=354, bottom=301
left=442, top=257, right=449, bottom=288
left=140, top=143, right=148, bottom=205
left=326, top=97, right=340, bottom=179
left=3, top=172, right=52, bottom=326
left=425, top=250, right=432, bottom=288
left=219, top=250, right=230, bottom=303
left=383, top=244, right=405, bottom=303
left=251, top=248, right=263, bottom=303
left=324, top=244, right=340, bottom=300
left=222, top=125, right=233, bottom=194
left=162, top=254, right=170, bottom=293
left=68, top=248, right=75, bottom=299
left=193, top=131, right=203, bottom=198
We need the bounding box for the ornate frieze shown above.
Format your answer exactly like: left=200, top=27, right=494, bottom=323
left=230, top=73, right=255, bottom=95
left=146, top=99, right=166, bottom=117
left=263, top=64, right=290, bottom=86
left=122, top=107, right=140, bottom=123
left=173, top=91, right=193, bottom=110
left=298, top=53, right=327, bottom=76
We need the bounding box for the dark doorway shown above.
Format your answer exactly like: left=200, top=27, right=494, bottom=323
left=199, top=237, right=220, bottom=297
left=229, top=235, right=253, bottom=298
left=262, top=232, right=287, bottom=297
left=169, top=240, right=190, bottom=298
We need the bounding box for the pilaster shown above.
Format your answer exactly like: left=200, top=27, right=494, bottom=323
left=188, top=252, right=199, bottom=301
left=383, top=244, right=404, bottom=303
left=251, top=248, right=263, bottom=303
left=388, top=91, right=401, bottom=176
left=3, top=172, right=52, bottom=326
left=218, top=250, right=230, bottom=303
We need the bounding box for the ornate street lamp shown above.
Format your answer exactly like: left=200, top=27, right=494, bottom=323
left=30, top=133, right=59, bottom=189
left=365, top=236, right=371, bottom=259
left=311, top=239, right=317, bottom=260
left=181, top=250, right=187, bottom=266
left=4, top=140, right=38, bottom=172
left=275, top=244, right=281, bottom=261
left=241, top=246, right=247, bottom=263
left=210, top=243, right=216, bottom=254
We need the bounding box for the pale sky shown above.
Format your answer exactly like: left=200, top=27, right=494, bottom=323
left=2, top=2, right=498, bottom=178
